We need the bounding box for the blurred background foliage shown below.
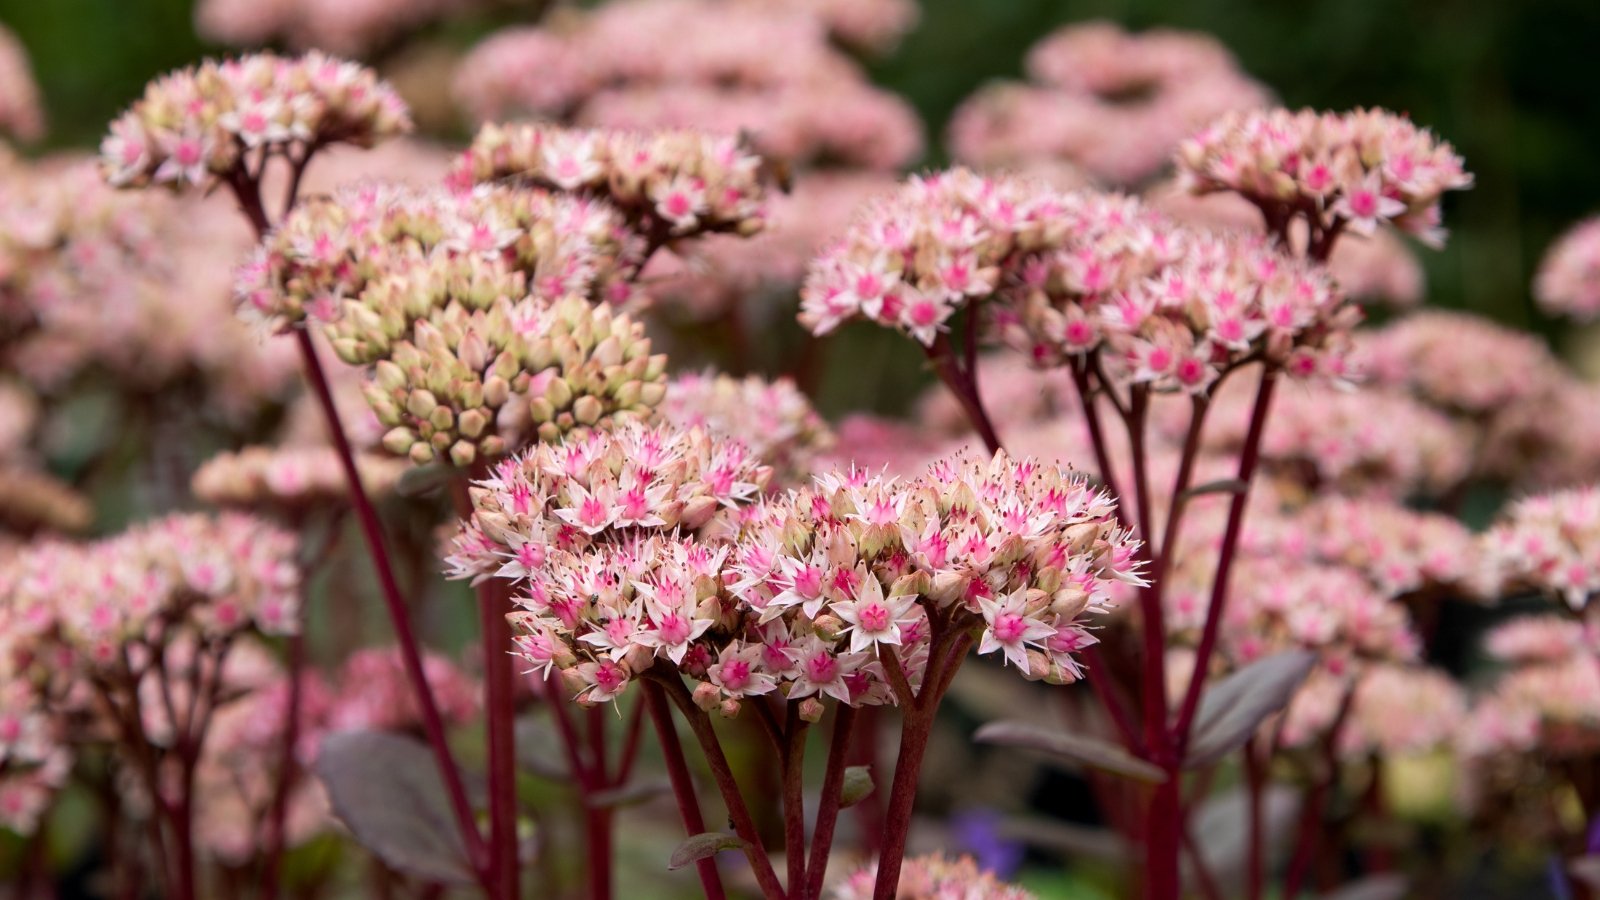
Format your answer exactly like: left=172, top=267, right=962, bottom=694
left=4, top=0, right=1600, bottom=349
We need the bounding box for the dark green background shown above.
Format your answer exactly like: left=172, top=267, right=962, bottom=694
left=3, top=0, right=1597, bottom=337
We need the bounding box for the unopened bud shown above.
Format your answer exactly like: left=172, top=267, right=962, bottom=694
left=798, top=698, right=825, bottom=723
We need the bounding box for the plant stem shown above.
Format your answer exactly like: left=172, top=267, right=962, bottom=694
left=782, top=703, right=809, bottom=896
left=924, top=332, right=1003, bottom=454
left=1068, top=358, right=1125, bottom=505
left=1171, top=369, right=1279, bottom=752
left=806, top=705, right=858, bottom=900
left=260, top=630, right=306, bottom=900
left=299, top=329, right=489, bottom=884
left=642, top=681, right=727, bottom=900
left=478, top=577, right=521, bottom=899
left=870, top=705, right=935, bottom=900
left=655, top=671, right=787, bottom=899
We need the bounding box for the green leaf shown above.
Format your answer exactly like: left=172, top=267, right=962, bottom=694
left=839, top=766, right=875, bottom=808
left=586, top=780, right=671, bottom=809
left=668, top=832, right=748, bottom=870
left=1185, top=650, right=1316, bottom=768
left=1320, top=875, right=1410, bottom=900
left=975, top=720, right=1166, bottom=783
left=315, top=731, right=476, bottom=885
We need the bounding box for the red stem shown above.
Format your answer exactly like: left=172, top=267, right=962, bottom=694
left=925, top=332, right=1003, bottom=455
left=297, top=329, right=489, bottom=883
left=478, top=578, right=521, bottom=899
left=260, top=630, right=306, bottom=900
left=805, top=705, right=858, bottom=900
left=870, top=705, right=936, bottom=900
left=1171, top=370, right=1279, bottom=753
left=655, top=672, right=788, bottom=899
left=642, top=681, right=727, bottom=900
left=782, top=703, right=809, bottom=896
left=1244, top=738, right=1267, bottom=900
left=1068, top=358, right=1125, bottom=505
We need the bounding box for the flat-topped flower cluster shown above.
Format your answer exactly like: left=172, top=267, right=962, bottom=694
left=1536, top=216, right=1600, bottom=320
left=802, top=166, right=1352, bottom=392
left=450, top=123, right=769, bottom=244
left=1176, top=108, right=1472, bottom=244
left=449, top=420, right=1140, bottom=709
left=101, top=52, right=410, bottom=190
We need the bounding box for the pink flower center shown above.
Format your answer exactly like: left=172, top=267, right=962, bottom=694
left=993, top=613, right=1028, bottom=644
left=858, top=602, right=890, bottom=633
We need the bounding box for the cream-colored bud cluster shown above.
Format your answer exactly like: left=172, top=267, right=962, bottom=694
left=192, top=445, right=404, bottom=510
left=326, top=254, right=666, bottom=466
left=451, top=123, right=768, bottom=243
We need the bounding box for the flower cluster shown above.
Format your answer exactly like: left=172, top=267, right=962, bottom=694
left=999, top=198, right=1353, bottom=391
left=1281, top=664, right=1465, bottom=758
left=1, top=513, right=301, bottom=662
left=192, top=445, right=405, bottom=512
left=800, top=168, right=1067, bottom=345
left=1355, top=311, right=1562, bottom=415
left=1204, top=379, right=1471, bottom=498
left=832, top=852, right=1036, bottom=900
left=1148, top=180, right=1425, bottom=307
left=326, top=254, right=667, bottom=466
left=100, top=52, right=410, bottom=191
left=0, top=25, right=43, bottom=142
left=445, top=421, right=773, bottom=586
left=1176, top=557, right=1419, bottom=672
left=948, top=21, right=1269, bottom=184
left=0, top=157, right=299, bottom=415
left=452, top=0, right=922, bottom=169
left=195, top=0, right=501, bottom=56
left=1285, top=497, right=1480, bottom=599
left=1176, top=108, right=1473, bottom=245
left=1464, top=617, right=1600, bottom=758
left=450, top=123, right=769, bottom=244
left=235, top=181, right=640, bottom=332
left=1535, top=216, right=1600, bottom=320
left=1480, top=485, right=1600, bottom=610
left=657, top=372, right=833, bottom=483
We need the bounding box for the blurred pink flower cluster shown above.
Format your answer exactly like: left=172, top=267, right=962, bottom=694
left=1464, top=616, right=1600, bottom=758
left=833, top=852, right=1035, bottom=900
left=657, top=371, right=833, bottom=482
left=1536, top=216, right=1600, bottom=320
left=1480, top=485, right=1600, bottom=610
left=101, top=52, right=410, bottom=190
left=453, top=0, right=922, bottom=170
left=196, top=0, right=507, bottom=56
left=948, top=21, right=1269, bottom=185
left=192, top=444, right=405, bottom=511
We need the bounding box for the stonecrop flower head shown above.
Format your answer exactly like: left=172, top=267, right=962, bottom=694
left=832, top=852, right=1036, bottom=900
left=325, top=253, right=667, bottom=466
left=1176, top=107, right=1472, bottom=247
left=450, top=123, right=769, bottom=246
left=235, top=181, right=641, bottom=332
left=1464, top=618, right=1600, bottom=759
left=657, top=372, right=833, bottom=484
left=799, top=167, right=1067, bottom=345
left=1203, top=380, right=1471, bottom=498
left=1355, top=310, right=1565, bottom=416
left=1281, top=663, right=1465, bottom=758
left=0, top=25, right=43, bottom=142
left=1535, top=216, right=1600, bottom=320
left=1, top=513, right=301, bottom=664
left=997, top=196, right=1354, bottom=390
left=192, top=444, right=405, bottom=512
left=196, top=0, right=503, bottom=56
left=948, top=21, right=1269, bottom=185
left=100, top=52, right=411, bottom=191
left=445, top=420, right=773, bottom=586
left=1481, top=485, right=1600, bottom=610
